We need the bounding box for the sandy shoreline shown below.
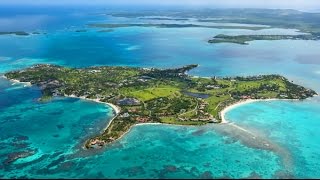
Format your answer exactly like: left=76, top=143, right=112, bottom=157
left=64, top=95, right=124, bottom=149
left=1, top=76, right=123, bottom=149
left=109, top=123, right=162, bottom=145
left=2, top=74, right=121, bottom=115
left=2, top=75, right=32, bottom=87
left=220, top=98, right=301, bottom=124
left=66, top=94, right=121, bottom=115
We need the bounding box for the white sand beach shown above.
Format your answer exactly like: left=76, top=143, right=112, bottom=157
left=220, top=98, right=298, bottom=124
left=3, top=76, right=32, bottom=87
left=66, top=95, right=121, bottom=115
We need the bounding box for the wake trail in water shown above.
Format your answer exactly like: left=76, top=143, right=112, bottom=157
left=227, top=122, right=257, bottom=137
left=212, top=122, right=294, bottom=178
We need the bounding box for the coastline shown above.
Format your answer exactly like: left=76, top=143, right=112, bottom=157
left=1, top=76, right=126, bottom=149
left=66, top=94, right=121, bottom=115
left=107, top=123, right=161, bottom=147
left=1, top=75, right=124, bottom=149
left=2, top=75, right=122, bottom=115
left=3, top=73, right=318, bottom=150
left=220, top=98, right=301, bottom=124
left=1, top=75, right=32, bottom=87
left=64, top=95, right=123, bottom=149
left=91, top=122, right=189, bottom=149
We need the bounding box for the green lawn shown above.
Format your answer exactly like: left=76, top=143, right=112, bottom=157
left=127, top=87, right=180, bottom=101
left=206, top=95, right=231, bottom=116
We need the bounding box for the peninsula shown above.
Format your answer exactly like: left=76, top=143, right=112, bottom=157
left=4, top=64, right=317, bottom=149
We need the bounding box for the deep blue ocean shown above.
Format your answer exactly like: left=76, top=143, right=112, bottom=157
left=0, top=6, right=319, bottom=178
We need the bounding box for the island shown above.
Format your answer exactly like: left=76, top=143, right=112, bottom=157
left=4, top=64, right=317, bottom=149
left=105, top=9, right=320, bottom=44
left=208, top=34, right=320, bottom=45
left=0, top=31, right=30, bottom=36
left=107, top=9, right=320, bottom=36
left=87, top=23, right=268, bottom=31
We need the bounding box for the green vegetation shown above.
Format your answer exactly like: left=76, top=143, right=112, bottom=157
left=39, top=94, right=53, bottom=102
left=209, top=34, right=319, bottom=45
left=197, top=9, right=320, bottom=35
left=5, top=64, right=317, bottom=149
left=124, top=87, right=180, bottom=101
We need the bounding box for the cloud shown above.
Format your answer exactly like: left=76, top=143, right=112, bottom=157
left=1, top=0, right=319, bottom=9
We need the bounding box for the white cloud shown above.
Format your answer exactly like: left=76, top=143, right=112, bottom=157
left=0, top=0, right=319, bottom=10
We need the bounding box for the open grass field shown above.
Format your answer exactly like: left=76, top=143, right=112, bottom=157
left=126, top=87, right=180, bottom=101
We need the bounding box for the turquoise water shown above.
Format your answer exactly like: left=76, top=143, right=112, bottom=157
left=1, top=6, right=320, bottom=178
left=225, top=98, right=320, bottom=178
left=0, top=78, right=284, bottom=179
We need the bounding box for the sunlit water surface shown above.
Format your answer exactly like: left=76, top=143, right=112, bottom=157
left=0, top=6, right=319, bottom=178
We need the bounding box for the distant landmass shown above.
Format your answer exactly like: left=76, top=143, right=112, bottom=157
left=0, top=31, right=29, bottom=36
left=208, top=34, right=320, bottom=45
left=107, top=9, right=320, bottom=35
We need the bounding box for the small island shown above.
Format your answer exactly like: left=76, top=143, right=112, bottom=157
left=208, top=34, right=320, bottom=45
left=0, top=31, right=30, bottom=36
left=4, top=64, right=317, bottom=149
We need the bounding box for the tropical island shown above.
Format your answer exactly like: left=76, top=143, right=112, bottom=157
left=0, top=31, right=30, bottom=36
left=208, top=34, right=320, bottom=45
left=4, top=64, right=317, bottom=149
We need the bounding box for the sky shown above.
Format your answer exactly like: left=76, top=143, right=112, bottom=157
left=0, top=0, right=319, bottom=10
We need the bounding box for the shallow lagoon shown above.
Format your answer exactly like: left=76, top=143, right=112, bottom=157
left=226, top=98, right=320, bottom=178
left=0, top=7, right=320, bottom=178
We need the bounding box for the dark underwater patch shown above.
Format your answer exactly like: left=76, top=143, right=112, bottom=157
left=116, top=166, right=146, bottom=177
left=295, top=54, right=320, bottom=65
